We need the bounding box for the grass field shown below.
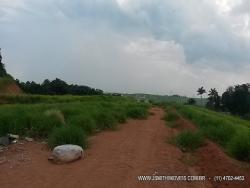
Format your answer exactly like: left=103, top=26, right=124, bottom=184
left=167, top=104, right=250, bottom=162
left=0, top=95, right=149, bottom=148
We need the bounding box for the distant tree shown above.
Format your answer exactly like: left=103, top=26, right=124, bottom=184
left=206, top=88, right=221, bottom=110
left=17, top=78, right=103, bottom=96
left=221, top=84, right=250, bottom=115
left=187, top=98, right=196, bottom=105
left=197, top=86, right=206, bottom=101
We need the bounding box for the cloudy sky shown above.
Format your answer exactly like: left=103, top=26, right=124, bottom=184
left=0, top=0, right=250, bottom=96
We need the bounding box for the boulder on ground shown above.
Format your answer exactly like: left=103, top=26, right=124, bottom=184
left=50, top=145, right=83, bottom=164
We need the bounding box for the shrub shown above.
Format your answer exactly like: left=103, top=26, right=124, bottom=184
left=112, top=111, right=127, bottom=123
left=164, top=111, right=179, bottom=122
left=174, top=131, right=204, bottom=151
left=48, top=125, right=87, bottom=148
left=228, top=130, right=250, bottom=162
left=126, top=106, right=148, bottom=119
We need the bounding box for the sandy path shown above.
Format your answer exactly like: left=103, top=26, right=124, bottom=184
left=0, top=108, right=210, bottom=188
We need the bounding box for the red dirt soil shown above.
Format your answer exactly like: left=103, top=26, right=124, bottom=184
left=175, top=116, right=250, bottom=188
left=0, top=108, right=249, bottom=188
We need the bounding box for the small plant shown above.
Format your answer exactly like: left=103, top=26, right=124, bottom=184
left=174, top=131, right=204, bottom=151
left=48, top=125, right=87, bottom=148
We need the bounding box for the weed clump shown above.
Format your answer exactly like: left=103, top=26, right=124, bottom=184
left=164, top=111, right=179, bottom=122
left=48, top=125, right=87, bottom=148
left=126, top=106, right=148, bottom=119
left=174, top=131, right=204, bottom=151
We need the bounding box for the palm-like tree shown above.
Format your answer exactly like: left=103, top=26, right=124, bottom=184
left=197, top=86, right=206, bottom=100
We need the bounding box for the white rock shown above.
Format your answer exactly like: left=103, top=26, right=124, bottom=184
left=52, top=145, right=83, bottom=163
left=8, top=134, right=19, bottom=139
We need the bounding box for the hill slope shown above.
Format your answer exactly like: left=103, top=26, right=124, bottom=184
left=0, top=77, right=22, bottom=94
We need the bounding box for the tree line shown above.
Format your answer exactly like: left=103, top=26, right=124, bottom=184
left=189, top=84, right=250, bottom=117
left=16, top=78, right=103, bottom=96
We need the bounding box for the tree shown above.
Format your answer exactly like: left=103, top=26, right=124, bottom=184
left=206, top=88, right=221, bottom=110
left=197, top=86, right=206, bottom=101
left=17, top=78, right=103, bottom=96
left=187, top=98, right=196, bottom=105
left=221, top=84, right=250, bottom=115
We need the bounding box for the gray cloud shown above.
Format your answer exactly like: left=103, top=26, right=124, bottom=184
left=0, top=0, right=250, bottom=96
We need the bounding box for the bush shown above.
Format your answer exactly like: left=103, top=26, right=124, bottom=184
left=126, top=106, right=148, bottom=119
left=164, top=111, right=179, bottom=122
left=112, top=111, right=127, bottom=123
left=48, top=125, right=87, bottom=148
left=174, top=131, right=204, bottom=151
left=228, top=130, right=250, bottom=161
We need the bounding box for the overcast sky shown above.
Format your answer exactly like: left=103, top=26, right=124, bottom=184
left=0, top=0, right=250, bottom=96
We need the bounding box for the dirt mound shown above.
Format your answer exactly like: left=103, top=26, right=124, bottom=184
left=0, top=82, right=22, bottom=95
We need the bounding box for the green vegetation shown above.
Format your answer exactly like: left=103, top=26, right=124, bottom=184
left=227, top=130, right=250, bottom=161
left=0, top=95, right=149, bottom=148
left=175, top=104, right=250, bottom=161
left=173, top=131, right=204, bottom=151
left=48, top=125, right=87, bottom=148
left=16, top=78, right=103, bottom=95
left=127, top=93, right=207, bottom=106
left=0, top=95, right=125, bottom=104
left=126, top=105, right=149, bottom=119
left=164, top=110, right=180, bottom=122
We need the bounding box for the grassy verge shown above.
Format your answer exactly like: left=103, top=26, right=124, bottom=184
left=173, top=131, right=204, bottom=152
left=0, top=95, right=150, bottom=148
left=174, top=104, right=250, bottom=162
left=163, top=107, right=181, bottom=128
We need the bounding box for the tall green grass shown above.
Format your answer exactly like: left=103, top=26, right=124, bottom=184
left=175, top=105, right=250, bottom=161
left=0, top=95, right=149, bottom=148
left=173, top=131, right=204, bottom=151
left=164, top=110, right=180, bottom=122
left=48, top=125, right=87, bottom=148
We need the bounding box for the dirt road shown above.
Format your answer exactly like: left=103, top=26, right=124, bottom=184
left=0, top=108, right=221, bottom=187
